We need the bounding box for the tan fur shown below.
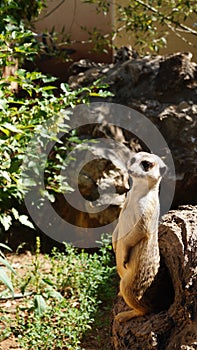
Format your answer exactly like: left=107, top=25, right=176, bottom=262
left=112, top=152, right=166, bottom=322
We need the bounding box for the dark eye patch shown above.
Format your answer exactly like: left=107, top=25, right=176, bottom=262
left=141, top=160, right=154, bottom=172
left=129, top=157, right=136, bottom=167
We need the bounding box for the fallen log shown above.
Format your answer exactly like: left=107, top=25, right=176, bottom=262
left=111, top=205, right=197, bottom=349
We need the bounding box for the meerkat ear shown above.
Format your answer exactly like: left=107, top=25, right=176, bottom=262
left=160, top=164, right=167, bottom=176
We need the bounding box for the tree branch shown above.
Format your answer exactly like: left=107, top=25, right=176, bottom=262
left=136, top=0, right=197, bottom=36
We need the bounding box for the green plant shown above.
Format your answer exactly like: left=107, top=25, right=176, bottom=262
left=0, top=0, right=114, bottom=237
left=83, top=0, right=197, bottom=53
left=0, top=0, right=46, bottom=84
left=0, top=0, right=45, bottom=23
left=0, top=67, right=112, bottom=234
left=0, top=243, right=15, bottom=295
left=1, top=236, right=116, bottom=349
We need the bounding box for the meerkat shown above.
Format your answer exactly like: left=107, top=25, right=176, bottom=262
left=112, top=152, right=167, bottom=322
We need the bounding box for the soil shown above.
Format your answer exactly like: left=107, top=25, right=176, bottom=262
left=0, top=252, right=114, bottom=350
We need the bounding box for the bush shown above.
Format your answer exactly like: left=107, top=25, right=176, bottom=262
left=0, top=68, right=111, bottom=234
left=0, top=236, right=116, bottom=349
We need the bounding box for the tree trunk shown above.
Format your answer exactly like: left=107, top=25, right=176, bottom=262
left=111, top=205, right=197, bottom=350
left=2, top=57, right=18, bottom=91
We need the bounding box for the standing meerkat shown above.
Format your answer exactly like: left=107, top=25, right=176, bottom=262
left=112, top=152, right=167, bottom=322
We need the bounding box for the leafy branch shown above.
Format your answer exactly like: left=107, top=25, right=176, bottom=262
left=81, top=0, right=196, bottom=53
left=135, top=0, right=197, bottom=36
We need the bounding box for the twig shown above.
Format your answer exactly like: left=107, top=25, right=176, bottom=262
left=136, top=0, right=197, bottom=36
left=0, top=292, right=33, bottom=300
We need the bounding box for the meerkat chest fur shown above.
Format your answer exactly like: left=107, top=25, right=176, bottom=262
left=130, top=184, right=160, bottom=297
left=115, top=178, right=161, bottom=297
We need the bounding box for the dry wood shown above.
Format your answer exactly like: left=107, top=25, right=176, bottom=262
left=2, top=57, right=18, bottom=91
left=111, top=205, right=197, bottom=350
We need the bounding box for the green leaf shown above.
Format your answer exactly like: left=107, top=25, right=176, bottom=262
left=60, top=83, right=70, bottom=94
left=0, top=171, right=11, bottom=182
left=0, top=215, right=12, bottom=231
left=20, top=276, right=32, bottom=295
left=0, top=257, right=16, bottom=275
left=42, top=76, right=57, bottom=83
left=2, top=123, right=24, bottom=134
left=0, top=126, right=10, bottom=136
left=0, top=243, right=12, bottom=252
left=18, top=215, right=34, bottom=229
left=0, top=267, right=14, bottom=295
left=46, top=289, right=64, bottom=301
left=34, top=294, right=47, bottom=316
left=11, top=208, right=19, bottom=220
left=42, top=278, right=54, bottom=286
left=40, top=86, right=57, bottom=91
left=21, top=178, right=37, bottom=187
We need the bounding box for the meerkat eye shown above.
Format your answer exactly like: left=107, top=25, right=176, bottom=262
left=141, top=160, right=154, bottom=172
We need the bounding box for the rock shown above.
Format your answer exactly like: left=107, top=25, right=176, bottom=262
left=69, top=59, right=101, bottom=75
left=53, top=140, right=131, bottom=234
left=113, top=46, right=139, bottom=63
left=68, top=52, right=197, bottom=207
left=155, top=52, right=195, bottom=98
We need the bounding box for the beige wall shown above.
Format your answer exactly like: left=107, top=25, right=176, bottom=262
left=35, top=0, right=112, bottom=41
left=34, top=0, right=113, bottom=64
left=33, top=0, right=196, bottom=78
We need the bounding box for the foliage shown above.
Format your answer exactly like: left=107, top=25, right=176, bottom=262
left=0, top=236, right=116, bottom=349
left=0, top=18, right=37, bottom=67
left=0, top=243, right=15, bottom=295
left=0, top=0, right=112, bottom=234
left=0, top=68, right=111, bottom=233
left=1, top=0, right=196, bottom=67
left=83, top=0, right=111, bottom=15
left=0, top=0, right=45, bottom=24
left=0, top=0, right=46, bottom=67
left=82, top=0, right=197, bottom=53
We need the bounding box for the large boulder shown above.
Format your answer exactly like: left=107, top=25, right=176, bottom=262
left=68, top=51, right=197, bottom=207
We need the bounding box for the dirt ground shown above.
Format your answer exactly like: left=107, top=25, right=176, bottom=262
left=0, top=253, right=113, bottom=350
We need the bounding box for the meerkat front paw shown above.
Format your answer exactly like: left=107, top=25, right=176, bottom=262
left=123, top=259, right=128, bottom=269
left=123, top=248, right=132, bottom=268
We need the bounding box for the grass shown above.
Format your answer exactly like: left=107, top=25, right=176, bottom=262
left=0, top=235, right=117, bottom=350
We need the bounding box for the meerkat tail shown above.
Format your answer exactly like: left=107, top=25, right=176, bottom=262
left=116, top=271, right=149, bottom=322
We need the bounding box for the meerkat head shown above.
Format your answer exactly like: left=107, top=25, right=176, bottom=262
left=128, top=152, right=167, bottom=184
